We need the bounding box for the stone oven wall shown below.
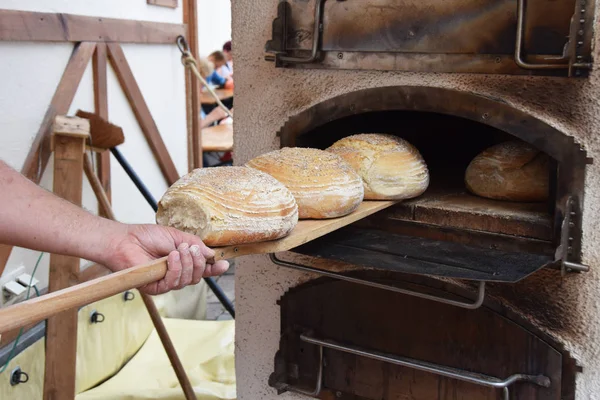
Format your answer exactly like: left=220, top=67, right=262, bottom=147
left=232, top=1, right=600, bottom=398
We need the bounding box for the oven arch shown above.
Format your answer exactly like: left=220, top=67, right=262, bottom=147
left=277, top=85, right=590, bottom=263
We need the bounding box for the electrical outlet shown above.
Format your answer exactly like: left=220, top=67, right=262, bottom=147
left=0, top=266, right=26, bottom=308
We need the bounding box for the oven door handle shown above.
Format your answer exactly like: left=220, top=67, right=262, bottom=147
left=514, top=0, right=586, bottom=70
left=269, top=253, right=486, bottom=310
left=279, top=0, right=326, bottom=64
left=281, top=333, right=551, bottom=400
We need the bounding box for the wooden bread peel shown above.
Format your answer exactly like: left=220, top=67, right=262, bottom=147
left=0, top=194, right=395, bottom=333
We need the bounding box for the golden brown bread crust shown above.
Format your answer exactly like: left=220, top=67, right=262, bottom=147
left=327, top=134, right=429, bottom=200
left=246, top=147, right=364, bottom=219
left=156, top=167, right=298, bottom=246
left=465, top=141, right=549, bottom=202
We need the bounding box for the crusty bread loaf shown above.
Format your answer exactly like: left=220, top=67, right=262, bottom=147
left=327, top=134, right=429, bottom=200
left=465, top=141, right=549, bottom=202
left=246, top=147, right=364, bottom=219
left=156, top=167, right=298, bottom=246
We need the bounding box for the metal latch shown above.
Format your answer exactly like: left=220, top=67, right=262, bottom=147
left=276, top=333, right=551, bottom=400
left=554, top=196, right=590, bottom=275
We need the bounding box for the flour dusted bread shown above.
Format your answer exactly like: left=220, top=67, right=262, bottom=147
left=246, top=148, right=364, bottom=219
left=327, top=134, right=429, bottom=200
left=156, top=167, right=298, bottom=246
left=465, top=141, right=549, bottom=202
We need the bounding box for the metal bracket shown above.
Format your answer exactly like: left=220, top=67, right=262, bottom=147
left=555, top=196, right=590, bottom=276
left=269, top=253, right=485, bottom=310
left=267, top=0, right=327, bottom=64
left=514, top=0, right=591, bottom=72
left=278, top=333, right=551, bottom=400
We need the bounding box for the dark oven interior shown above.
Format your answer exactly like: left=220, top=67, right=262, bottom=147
left=277, top=87, right=591, bottom=284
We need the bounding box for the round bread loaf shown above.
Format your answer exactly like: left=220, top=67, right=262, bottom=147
left=156, top=167, right=298, bottom=246
left=465, top=141, right=549, bottom=202
left=327, top=134, right=429, bottom=200
left=246, top=147, right=364, bottom=219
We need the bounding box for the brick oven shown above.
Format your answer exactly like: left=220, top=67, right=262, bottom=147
left=231, top=0, right=600, bottom=398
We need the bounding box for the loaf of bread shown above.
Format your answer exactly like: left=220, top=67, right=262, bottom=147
left=156, top=167, right=298, bottom=246
left=246, top=147, right=364, bottom=219
left=465, top=141, right=549, bottom=202
left=327, top=134, right=429, bottom=200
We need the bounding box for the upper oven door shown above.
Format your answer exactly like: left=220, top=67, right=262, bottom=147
left=265, top=0, right=595, bottom=77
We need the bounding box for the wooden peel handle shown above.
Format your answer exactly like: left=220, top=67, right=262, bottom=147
left=0, top=257, right=167, bottom=334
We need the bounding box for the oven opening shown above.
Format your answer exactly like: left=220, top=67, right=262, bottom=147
left=294, top=110, right=555, bottom=244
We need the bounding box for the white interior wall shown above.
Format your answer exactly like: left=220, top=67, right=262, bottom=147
left=0, top=1, right=187, bottom=292
left=197, top=0, right=232, bottom=57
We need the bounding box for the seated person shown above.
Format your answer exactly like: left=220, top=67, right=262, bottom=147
left=197, top=57, right=227, bottom=88
left=209, top=51, right=233, bottom=81
left=223, top=41, right=233, bottom=74
left=202, top=108, right=234, bottom=168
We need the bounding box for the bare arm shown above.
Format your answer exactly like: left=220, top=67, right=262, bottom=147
left=0, top=160, right=228, bottom=294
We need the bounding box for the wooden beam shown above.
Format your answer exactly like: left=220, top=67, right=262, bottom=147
left=44, top=117, right=89, bottom=400
left=0, top=42, right=95, bottom=279
left=93, top=43, right=112, bottom=217
left=22, top=42, right=96, bottom=184
left=0, top=10, right=186, bottom=44
left=107, top=43, right=180, bottom=185
left=183, top=0, right=202, bottom=170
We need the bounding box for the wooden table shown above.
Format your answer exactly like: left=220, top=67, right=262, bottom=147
left=202, top=124, right=233, bottom=152
left=200, top=89, right=234, bottom=105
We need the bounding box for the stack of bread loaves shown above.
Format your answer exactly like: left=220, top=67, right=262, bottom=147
left=465, top=141, right=549, bottom=202
left=156, top=167, right=298, bottom=246
left=246, top=147, right=365, bottom=219
left=327, top=134, right=430, bottom=200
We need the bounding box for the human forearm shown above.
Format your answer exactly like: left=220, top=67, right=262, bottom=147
left=0, top=160, right=124, bottom=265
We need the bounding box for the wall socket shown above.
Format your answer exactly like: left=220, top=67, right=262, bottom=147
left=0, top=266, right=26, bottom=308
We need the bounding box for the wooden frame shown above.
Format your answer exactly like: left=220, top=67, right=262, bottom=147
left=44, top=117, right=89, bottom=399
left=0, top=9, right=185, bottom=43
left=0, top=8, right=200, bottom=398
left=0, top=11, right=187, bottom=277
left=183, top=0, right=202, bottom=170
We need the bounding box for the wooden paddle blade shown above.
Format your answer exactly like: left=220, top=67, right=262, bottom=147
left=76, top=110, right=125, bottom=149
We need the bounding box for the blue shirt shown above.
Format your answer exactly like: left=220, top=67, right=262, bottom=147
left=206, top=71, right=227, bottom=86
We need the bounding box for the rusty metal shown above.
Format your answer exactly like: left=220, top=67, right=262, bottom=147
left=265, top=0, right=595, bottom=76
left=554, top=197, right=590, bottom=275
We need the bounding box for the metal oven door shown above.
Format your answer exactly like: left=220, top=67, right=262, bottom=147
left=265, top=0, right=594, bottom=77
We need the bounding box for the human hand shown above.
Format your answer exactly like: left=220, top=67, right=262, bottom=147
left=103, top=224, right=229, bottom=295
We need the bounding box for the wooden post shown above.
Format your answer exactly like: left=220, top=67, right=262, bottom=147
left=183, top=0, right=202, bottom=170
left=44, top=116, right=90, bottom=400
left=93, top=43, right=111, bottom=217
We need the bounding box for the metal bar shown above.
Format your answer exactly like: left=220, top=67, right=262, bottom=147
left=279, top=0, right=326, bottom=63
left=300, top=334, right=551, bottom=396
left=269, top=254, right=485, bottom=310
left=110, top=147, right=235, bottom=318
left=514, top=0, right=569, bottom=70
left=278, top=344, right=323, bottom=396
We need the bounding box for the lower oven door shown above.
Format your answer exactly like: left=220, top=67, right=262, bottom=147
left=270, top=274, right=577, bottom=399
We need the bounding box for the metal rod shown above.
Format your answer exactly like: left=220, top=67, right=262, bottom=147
left=279, top=0, right=326, bottom=63
left=301, top=334, right=551, bottom=394
left=278, top=344, right=323, bottom=397
left=269, top=253, right=485, bottom=310
left=110, top=147, right=159, bottom=211
left=110, top=146, right=235, bottom=318
left=514, top=0, right=569, bottom=70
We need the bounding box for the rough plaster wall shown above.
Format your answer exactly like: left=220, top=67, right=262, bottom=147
left=232, top=1, right=600, bottom=398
